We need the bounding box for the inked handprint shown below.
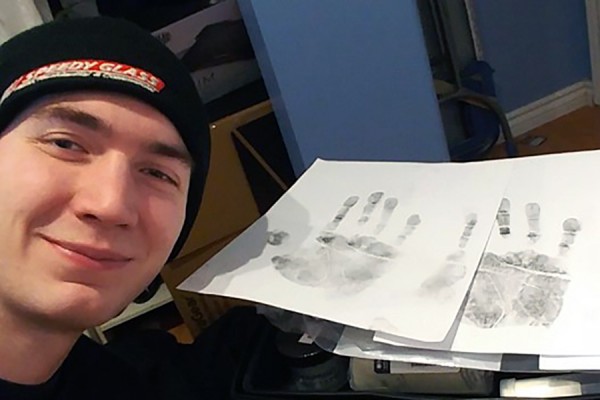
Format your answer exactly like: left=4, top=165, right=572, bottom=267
left=326, top=195, right=360, bottom=231
left=419, top=213, right=478, bottom=299
left=358, top=192, right=384, bottom=225
left=375, top=198, right=399, bottom=234
left=270, top=192, right=420, bottom=293
left=397, top=214, right=421, bottom=246
left=464, top=198, right=581, bottom=329
left=526, top=202, right=541, bottom=243
left=267, top=230, right=290, bottom=246
left=497, top=198, right=511, bottom=236
left=559, top=218, right=581, bottom=255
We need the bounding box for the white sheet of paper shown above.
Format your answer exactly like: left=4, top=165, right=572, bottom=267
left=334, top=325, right=502, bottom=371
left=375, top=150, right=600, bottom=355
left=179, top=158, right=512, bottom=341
left=539, top=355, right=600, bottom=370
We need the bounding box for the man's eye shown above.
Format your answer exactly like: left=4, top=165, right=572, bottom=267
left=50, top=138, right=84, bottom=152
left=143, top=168, right=178, bottom=186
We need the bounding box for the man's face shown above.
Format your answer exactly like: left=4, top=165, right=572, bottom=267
left=0, top=91, right=192, bottom=329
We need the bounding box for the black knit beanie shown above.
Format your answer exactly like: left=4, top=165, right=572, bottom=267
left=0, top=17, right=211, bottom=262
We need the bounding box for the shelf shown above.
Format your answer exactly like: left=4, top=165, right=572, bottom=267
left=100, top=283, right=173, bottom=331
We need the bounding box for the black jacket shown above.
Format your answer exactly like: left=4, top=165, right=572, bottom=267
left=0, top=307, right=261, bottom=400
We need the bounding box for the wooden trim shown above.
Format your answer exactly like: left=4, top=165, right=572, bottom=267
left=504, top=81, right=593, bottom=139
left=586, top=0, right=600, bottom=105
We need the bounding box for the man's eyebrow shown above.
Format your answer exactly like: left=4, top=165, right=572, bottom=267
left=144, top=141, right=195, bottom=170
left=32, top=104, right=194, bottom=169
left=32, top=105, right=111, bottom=133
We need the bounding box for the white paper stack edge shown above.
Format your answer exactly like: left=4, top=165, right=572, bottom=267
left=499, top=373, right=600, bottom=398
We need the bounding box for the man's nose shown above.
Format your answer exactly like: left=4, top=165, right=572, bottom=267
left=71, top=154, right=139, bottom=228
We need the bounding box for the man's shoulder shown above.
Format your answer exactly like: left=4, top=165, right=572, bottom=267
left=59, top=335, right=151, bottom=399
left=59, top=307, right=263, bottom=400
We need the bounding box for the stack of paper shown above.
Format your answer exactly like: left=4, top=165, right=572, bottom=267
left=179, top=150, right=600, bottom=372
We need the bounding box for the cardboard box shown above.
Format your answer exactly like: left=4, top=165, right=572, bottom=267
left=162, top=101, right=274, bottom=336
left=175, top=101, right=273, bottom=258
left=152, top=0, right=261, bottom=103
left=161, top=233, right=252, bottom=337
left=175, top=112, right=261, bottom=258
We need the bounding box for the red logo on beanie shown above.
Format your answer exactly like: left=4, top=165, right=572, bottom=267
left=0, top=59, right=166, bottom=103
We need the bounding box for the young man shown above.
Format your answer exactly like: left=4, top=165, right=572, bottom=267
left=0, top=16, right=254, bottom=399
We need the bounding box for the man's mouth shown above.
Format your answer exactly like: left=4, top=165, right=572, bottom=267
left=41, top=235, right=133, bottom=269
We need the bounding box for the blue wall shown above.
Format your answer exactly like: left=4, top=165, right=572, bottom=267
left=239, top=0, right=449, bottom=175
left=472, top=0, right=591, bottom=112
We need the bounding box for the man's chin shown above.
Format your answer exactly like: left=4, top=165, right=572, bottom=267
left=34, top=288, right=132, bottom=332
